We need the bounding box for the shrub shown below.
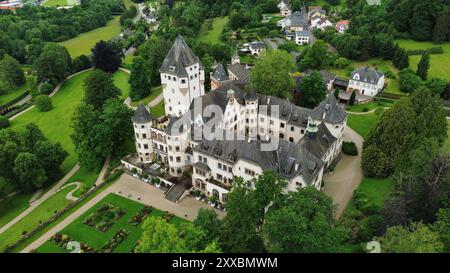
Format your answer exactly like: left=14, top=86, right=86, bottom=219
left=35, top=95, right=53, bottom=112
left=357, top=215, right=384, bottom=242
left=0, top=115, right=10, bottom=129
left=39, top=82, right=54, bottom=95
left=384, top=70, right=396, bottom=79
left=342, top=141, right=358, bottom=156
left=362, top=145, right=393, bottom=177
left=362, top=106, right=369, bottom=112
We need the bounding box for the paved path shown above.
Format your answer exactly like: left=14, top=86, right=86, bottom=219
left=346, top=107, right=390, bottom=115
left=9, top=68, right=93, bottom=121
left=59, top=183, right=81, bottom=202
left=22, top=173, right=224, bottom=253
left=323, top=125, right=364, bottom=218
left=0, top=165, right=80, bottom=235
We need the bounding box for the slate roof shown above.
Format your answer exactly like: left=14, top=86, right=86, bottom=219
left=249, top=41, right=265, bottom=50
left=351, top=67, right=384, bottom=84
left=132, top=104, right=152, bottom=124
left=310, top=94, right=347, bottom=124
left=287, top=11, right=308, bottom=28
left=227, top=63, right=250, bottom=83
left=296, top=29, right=311, bottom=37
left=244, top=86, right=258, bottom=101
left=194, top=137, right=323, bottom=184
left=212, top=63, right=228, bottom=81
left=257, top=94, right=311, bottom=128
left=160, top=35, right=199, bottom=76
left=300, top=123, right=336, bottom=160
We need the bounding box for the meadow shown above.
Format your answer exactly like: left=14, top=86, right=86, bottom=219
left=198, top=17, right=229, bottom=44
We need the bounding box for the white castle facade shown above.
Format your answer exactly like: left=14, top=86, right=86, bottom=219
left=124, top=36, right=348, bottom=204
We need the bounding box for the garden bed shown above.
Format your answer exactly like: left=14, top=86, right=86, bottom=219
left=83, top=203, right=126, bottom=232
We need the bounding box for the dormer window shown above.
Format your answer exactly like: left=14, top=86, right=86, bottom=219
left=170, top=66, right=175, bottom=72
left=353, top=73, right=360, bottom=81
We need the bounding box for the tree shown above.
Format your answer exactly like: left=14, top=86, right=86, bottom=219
left=392, top=46, right=409, bottom=70
left=377, top=222, right=444, bottom=253
left=91, top=40, right=121, bottom=73
left=22, top=123, right=45, bottom=153
left=34, top=43, right=71, bottom=84
left=138, top=37, right=171, bottom=86
left=72, top=55, right=91, bottom=73
left=416, top=52, right=430, bottom=81
left=399, top=69, right=423, bottom=93
left=432, top=11, right=450, bottom=44
left=34, top=140, right=68, bottom=180
left=220, top=178, right=262, bottom=253
left=0, top=54, right=25, bottom=88
left=251, top=50, right=295, bottom=99
left=70, top=103, right=104, bottom=170
left=34, top=95, right=52, bottom=112
left=298, top=71, right=327, bottom=109
left=83, top=69, right=121, bottom=109
left=97, top=98, right=134, bottom=156
left=433, top=208, right=450, bottom=252
left=0, top=140, right=19, bottom=181
left=194, top=209, right=221, bottom=244
left=129, top=56, right=151, bottom=101
left=0, top=116, right=9, bottom=129
left=424, top=78, right=447, bottom=96
left=348, top=90, right=356, bottom=106
left=13, top=152, right=47, bottom=192
left=298, top=41, right=331, bottom=71
left=136, top=217, right=220, bottom=253
left=263, top=187, right=345, bottom=253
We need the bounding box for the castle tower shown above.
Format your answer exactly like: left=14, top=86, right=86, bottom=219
left=210, top=63, right=228, bottom=91
left=231, top=48, right=240, bottom=65
left=244, top=87, right=258, bottom=139
left=132, top=104, right=153, bottom=163
left=160, top=35, right=205, bottom=117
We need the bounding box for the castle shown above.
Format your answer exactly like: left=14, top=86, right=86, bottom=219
left=123, top=36, right=347, bottom=204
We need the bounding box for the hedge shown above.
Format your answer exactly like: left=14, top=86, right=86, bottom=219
left=342, top=141, right=358, bottom=156
left=0, top=91, right=30, bottom=111
left=406, top=47, right=444, bottom=56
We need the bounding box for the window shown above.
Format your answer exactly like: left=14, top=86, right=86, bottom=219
left=280, top=123, right=285, bottom=128
left=244, top=168, right=255, bottom=176
left=169, top=156, right=173, bottom=162
left=142, top=134, right=147, bottom=139
left=176, top=156, right=181, bottom=163
left=289, top=137, right=294, bottom=142
left=175, top=146, right=180, bottom=152
left=291, top=126, right=295, bottom=132
left=217, top=174, right=223, bottom=180
left=181, top=79, right=186, bottom=84
left=279, top=133, right=284, bottom=139
left=270, top=120, right=274, bottom=125
left=135, top=133, right=139, bottom=138
left=218, top=162, right=222, bottom=169
left=301, top=129, right=305, bottom=134
left=143, top=144, right=148, bottom=149
left=137, top=143, right=141, bottom=148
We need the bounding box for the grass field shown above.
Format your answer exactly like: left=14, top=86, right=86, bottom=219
left=347, top=111, right=383, bottom=139
left=130, top=86, right=162, bottom=107
left=59, top=16, right=121, bottom=58
left=346, top=99, right=394, bottom=113
left=344, top=177, right=395, bottom=214
left=396, top=39, right=450, bottom=81
left=0, top=193, right=33, bottom=229
left=10, top=70, right=130, bottom=174
left=198, top=17, right=228, bottom=44
left=42, top=0, right=68, bottom=7
left=150, top=100, right=165, bottom=118
left=0, top=83, right=27, bottom=105
left=35, top=193, right=189, bottom=253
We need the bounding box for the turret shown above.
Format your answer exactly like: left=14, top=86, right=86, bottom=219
left=132, top=104, right=153, bottom=163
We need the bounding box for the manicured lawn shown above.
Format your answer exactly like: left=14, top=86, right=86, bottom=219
left=0, top=83, right=27, bottom=105
left=396, top=39, right=450, bottom=81
left=64, top=167, right=100, bottom=198
left=59, top=16, right=121, bottom=58
left=150, top=100, right=165, bottom=118
left=123, top=54, right=134, bottom=70
left=42, top=0, right=67, bottom=7
left=347, top=111, right=383, bottom=139
left=344, top=177, right=395, bottom=214
left=114, top=70, right=131, bottom=100
left=198, top=17, right=228, bottom=44
left=130, top=86, right=162, bottom=106
left=0, top=184, right=78, bottom=252
left=346, top=99, right=394, bottom=113
left=10, top=69, right=130, bottom=174
left=35, top=193, right=189, bottom=253
left=0, top=193, right=33, bottom=229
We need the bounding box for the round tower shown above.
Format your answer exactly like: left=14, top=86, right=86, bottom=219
left=132, top=104, right=153, bottom=163
left=244, top=88, right=258, bottom=139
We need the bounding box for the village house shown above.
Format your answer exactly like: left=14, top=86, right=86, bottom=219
left=248, top=41, right=266, bottom=56
left=336, top=20, right=349, bottom=33
left=347, top=67, right=385, bottom=97
left=277, top=0, right=292, bottom=17
left=122, top=36, right=348, bottom=204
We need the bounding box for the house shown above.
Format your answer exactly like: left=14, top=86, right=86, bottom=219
left=0, top=0, right=22, bottom=11
left=295, top=30, right=310, bottom=45
left=122, top=36, right=348, bottom=204
left=347, top=67, right=385, bottom=97
left=336, top=20, right=349, bottom=33
left=248, top=41, right=265, bottom=56
left=277, top=0, right=292, bottom=17
left=211, top=52, right=250, bottom=90
left=308, top=7, right=326, bottom=19
left=312, top=17, right=333, bottom=30
left=277, top=11, right=308, bottom=32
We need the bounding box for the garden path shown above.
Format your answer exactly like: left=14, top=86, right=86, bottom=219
left=322, top=125, right=364, bottom=219
left=59, top=182, right=81, bottom=202
left=21, top=173, right=224, bottom=253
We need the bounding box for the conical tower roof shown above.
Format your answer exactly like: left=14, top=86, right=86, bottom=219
left=132, top=104, right=152, bottom=124
left=159, top=35, right=199, bottom=76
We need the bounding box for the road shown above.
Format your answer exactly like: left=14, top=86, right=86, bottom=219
left=322, top=125, right=364, bottom=218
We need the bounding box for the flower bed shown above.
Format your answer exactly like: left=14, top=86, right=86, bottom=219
left=50, top=233, right=95, bottom=253
left=128, top=206, right=153, bottom=226
left=83, top=203, right=126, bottom=232
left=100, top=229, right=128, bottom=253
